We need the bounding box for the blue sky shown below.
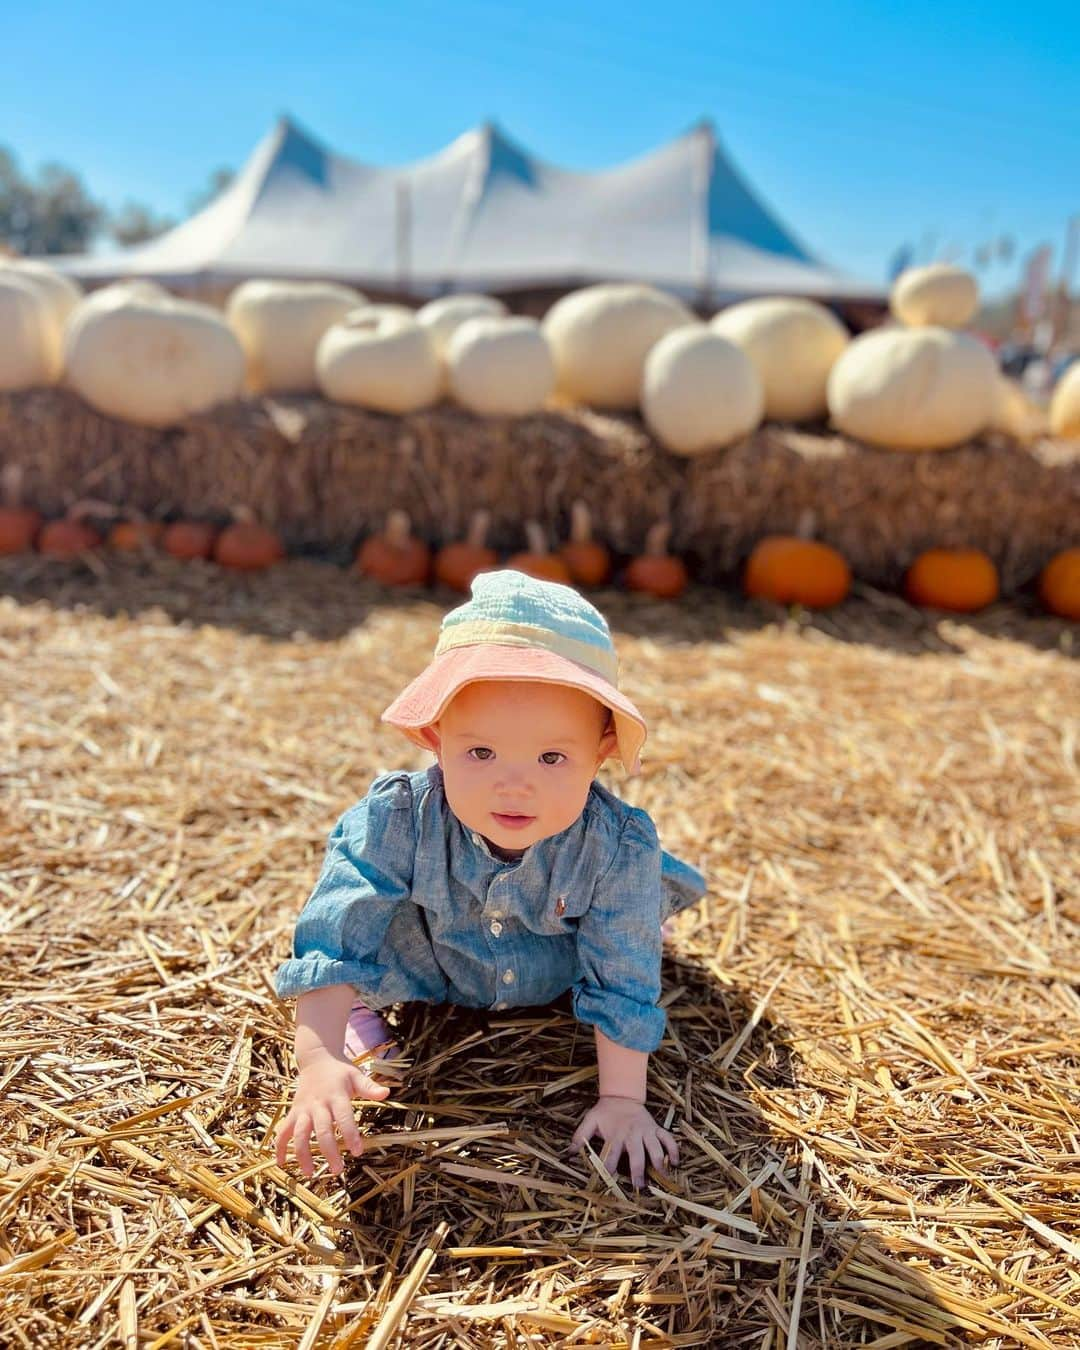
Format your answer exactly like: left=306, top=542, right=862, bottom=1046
left=4, top=1, right=1077, bottom=296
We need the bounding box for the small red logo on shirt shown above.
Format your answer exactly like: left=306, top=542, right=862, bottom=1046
left=555, top=897, right=567, bottom=916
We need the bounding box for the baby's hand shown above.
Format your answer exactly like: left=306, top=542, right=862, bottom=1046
left=275, top=1051, right=391, bottom=1178
left=567, top=1096, right=679, bottom=1189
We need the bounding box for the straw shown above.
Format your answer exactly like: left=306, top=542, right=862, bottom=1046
left=1, top=387, right=1077, bottom=593
left=1, top=554, right=1077, bottom=1345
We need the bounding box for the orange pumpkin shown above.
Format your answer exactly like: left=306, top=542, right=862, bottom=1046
left=38, top=507, right=103, bottom=558
left=108, top=520, right=165, bottom=552
left=559, top=500, right=612, bottom=587
left=163, top=520, right=219, bottom=561
left=214, top=507, right=285, bottom=570
left=356, top=510, right=431, bottom=586
left=625, top=522, right=688, bottom=599
left=904, top=548, right=999, bottom=612
left=0, top=466, right=41, bottom=555
left=434, top=509, right=498, bottom=592
left=744, top=536, right=851, bottom=609
left=507, top=521, right=573, bottom=583
left=1038, top=547, right=1080, bottom=621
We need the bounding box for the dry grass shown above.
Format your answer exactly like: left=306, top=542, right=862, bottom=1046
left=1, top=555, right=1078, bottom=1348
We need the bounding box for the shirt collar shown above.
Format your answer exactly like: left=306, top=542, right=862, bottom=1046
left=465, top=825, right=528, bottom=865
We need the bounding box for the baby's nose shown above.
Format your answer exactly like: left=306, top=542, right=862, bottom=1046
left=496, top=765, right=535, bottom=793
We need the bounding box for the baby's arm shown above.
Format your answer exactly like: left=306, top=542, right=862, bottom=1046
left=568, top=1027, right=679, bottom=1188
left=274, top=778, right=418, bottom=1177
left=275, top=984, right=391, bottom=1178
left=567, top=809, right=680, bottom=1187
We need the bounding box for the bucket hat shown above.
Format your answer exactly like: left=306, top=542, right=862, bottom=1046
left=381, top=569, right=646, bottom=773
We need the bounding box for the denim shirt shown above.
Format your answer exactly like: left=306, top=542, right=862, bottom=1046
left=275, top=766, right=706, bottom=1053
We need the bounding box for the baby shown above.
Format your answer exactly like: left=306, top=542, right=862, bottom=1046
left=274, top=569, right=706, bottom=1188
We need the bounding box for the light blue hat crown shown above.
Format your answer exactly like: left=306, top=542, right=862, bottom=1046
left=435, top=569, right=619, bottom=683
left=383, top=569, right=647, bottom=772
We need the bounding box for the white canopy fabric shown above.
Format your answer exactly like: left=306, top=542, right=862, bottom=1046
left=48, top=117, right=883, bottom=303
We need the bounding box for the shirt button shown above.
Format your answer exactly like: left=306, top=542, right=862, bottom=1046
left=471, top=832, right=482, bottom=845
left=490, top=921, right=503, bottom=936
left=502, top=969, right=515, bottom=985
left=494, top=1002, right=507, bottom=1010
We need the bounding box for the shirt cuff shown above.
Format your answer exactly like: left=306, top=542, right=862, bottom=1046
left=572, top=983, right=667, bottom=1053
left=275, top=954, right=386, bottom=1002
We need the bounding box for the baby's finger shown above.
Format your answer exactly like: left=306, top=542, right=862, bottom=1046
left=349, top=1067, right=391, bottom=1101
left=312, top=1104, right=343, bottom=1175
left=292, top=1113, right=315, bottom=1177
left=656, top=1128, right=680, bottom=1165
left=643, top=1132, right=671, bottom=1176
left=568, top=1111, right=598, bottom=1153
left=275, top=1113, right=296, bottom=1168
left=626, top=1135, right=648, bottom=1190
left=331, top=1095, right=364, bottom=1157
left=601, top=1132, right=627, bottom=1175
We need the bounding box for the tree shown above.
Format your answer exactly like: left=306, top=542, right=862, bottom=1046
left=0, top=146, right=104, bottom=255
left=187, top=166, right=235, bottom=215
left=0, top=146, right=236, bottom=256
left=109, top=201, right=178, bottom=246
left=107, top=166, right=235, bottom=247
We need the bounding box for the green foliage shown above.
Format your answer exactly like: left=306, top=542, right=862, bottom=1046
left=109, top=201, right=178, bottom=247
left=0, top=150, right=236, bottom=256
left=0, top=146, right=103, bottom=255
left=187, top=166, right=235, bottom=216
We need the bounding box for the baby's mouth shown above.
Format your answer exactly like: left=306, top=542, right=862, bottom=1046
left=491, top=811, right=535, bottom=828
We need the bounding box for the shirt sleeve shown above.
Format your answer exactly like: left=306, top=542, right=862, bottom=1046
left=274, top=772, right=416, bottom=1000
left=660, top=848, right=707, bottom=919
left=572, top=807, right=667, bottom=1053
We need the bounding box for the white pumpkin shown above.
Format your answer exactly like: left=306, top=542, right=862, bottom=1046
left=343, top=302, right=416, bottom=325
left=827, top=326, right=998, bottom=451
left=84, top=280, right=169, bottom=305
left=2, top=261, right=82, bottom=378
left=991, top=376, right=1049, bottom=443
left=710, top=297, right=847, bottom=422
left=642, top=327, right=764, bottom=455
left=446, top=317, right=555, bottom=416
left=226, top=279, right=366, bottom=393
left=890, top=263, right=979, bottom=329
left=62, top=280, right=172, bottom=362
left=1050, top=361, right=1080, bottom=440
left=66, top=293, right=246, bottom=425
left=315, top=310, right=441, bottom=413
left=0, top=273, right=56, bottom=389
left=417, top=294, right=508, bottom=360
left=542, top=283, right=694, bottom=409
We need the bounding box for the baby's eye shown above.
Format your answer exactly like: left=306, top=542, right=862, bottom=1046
left=467, top=747, right=494, bottom=761
left=539, top=751, right=566, bottom=766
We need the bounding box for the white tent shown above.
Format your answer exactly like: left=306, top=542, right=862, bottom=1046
left=48, top=116, right=883, bottom=304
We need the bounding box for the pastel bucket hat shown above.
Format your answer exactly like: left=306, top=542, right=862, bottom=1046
left=382, top=569, right=646, bottom=774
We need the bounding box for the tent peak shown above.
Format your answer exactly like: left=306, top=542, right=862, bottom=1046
left=474, top=120, right=537, bottom=186
left=263, top=115, right=331, bottom=188
left=271, top=112, right=323, bottom=144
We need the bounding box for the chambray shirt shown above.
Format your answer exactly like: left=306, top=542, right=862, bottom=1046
left=275, top=766, right=706, bottom=1052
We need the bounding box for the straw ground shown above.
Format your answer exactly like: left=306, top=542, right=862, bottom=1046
left=1, top=556, right=1078, bottom=1348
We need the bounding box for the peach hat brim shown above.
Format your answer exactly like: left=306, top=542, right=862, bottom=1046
left=381, top=643, right=646, bottom=775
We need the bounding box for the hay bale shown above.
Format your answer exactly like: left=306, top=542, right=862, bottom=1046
left=0, top=389, right=1077, bottom=594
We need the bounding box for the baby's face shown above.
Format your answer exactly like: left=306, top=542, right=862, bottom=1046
left=427, top=680, right=618, bottom=854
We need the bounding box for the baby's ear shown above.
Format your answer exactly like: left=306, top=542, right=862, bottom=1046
left=596, top=723, right=619, bottom=767
left=418, top=724, right=442, bottom=759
